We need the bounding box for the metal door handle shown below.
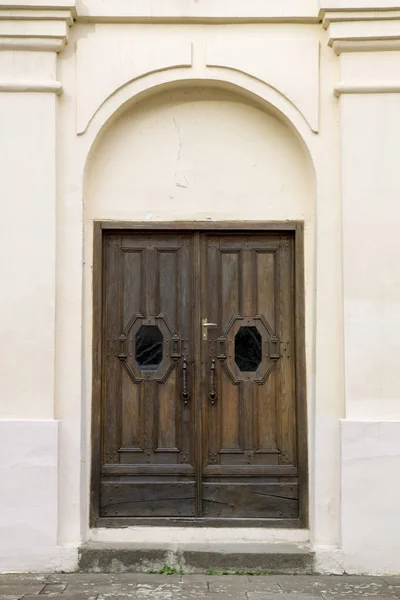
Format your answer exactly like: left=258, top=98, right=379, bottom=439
left=181, top=358, right=190, bottom=405
left=202, top=318, right=218, bottom=340
left=208, top=358, right=217, bottom=405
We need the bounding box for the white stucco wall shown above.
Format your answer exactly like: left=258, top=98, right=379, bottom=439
left=0, top=0, right=399, bottom=575
left=84, top=86, right=315, bottom=219
left=0, top=89, right=57, bottom=420
left=341, top=421, right=400, bottom=574
left=340, top=90, right=400, bottom=421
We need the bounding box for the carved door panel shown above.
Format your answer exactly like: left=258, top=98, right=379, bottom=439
left=100, top=233, right=195, bottom=518
left=201, top=234, right=299, bottom=519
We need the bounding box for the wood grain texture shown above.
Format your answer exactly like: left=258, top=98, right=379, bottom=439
left=90, top=221, right=103, bottom=526
left=193, top=232, right=202, bottom=517
left=100, top=482, right=196, bottom=517
left=103, top=235, right=122, bottom=466
left=91, top=223, right=308, bottom=526
left=96, top=517, right=302, bottom=529
left=100, top=221, right=301, bottom=231
left=202, top=483, right=299, bottom=518
left=294, top=222, right=308, bottom=527
left=97, top=232, right=196, bottom=519
left=277, top=238, right=296, bottom=467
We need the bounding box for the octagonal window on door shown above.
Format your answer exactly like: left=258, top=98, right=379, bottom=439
left=116, top=313, right=180, bottom=383
left=217, top=315, right=281, bottom=384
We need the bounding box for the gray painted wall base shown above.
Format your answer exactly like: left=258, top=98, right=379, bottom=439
left=78, top=543, right=315, bottom=574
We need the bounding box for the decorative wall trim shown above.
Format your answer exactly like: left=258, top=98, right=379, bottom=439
left=0, top=79, right=62, bottom=94
left=1, top=0, right=76, bottom=7
left=77, top=39, right=193, bottom=134
left=0, top=36, right=66, bottom=51
left=322, top=9, right=400, bottom=28
left=332, top=39, right=400, bottom=53
left=0, top=4, right=75, bottom=52
left=0, top=8, right=74, bottom=25
left=76, top=0, right=319, bottom=23
left=335, top=81, right=400, bottom=96
left=205, top=40, right=319, bottom=133
left=321, top=8, right=400, bottom=48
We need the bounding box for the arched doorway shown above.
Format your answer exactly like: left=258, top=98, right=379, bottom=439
left=84, top=86, right=314, bottom=528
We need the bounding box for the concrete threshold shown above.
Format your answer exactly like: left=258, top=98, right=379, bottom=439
left=78, top=541, right=315, bottom=574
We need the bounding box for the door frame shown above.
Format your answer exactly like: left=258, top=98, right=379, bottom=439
left=90, top=221, right=308, bottom=528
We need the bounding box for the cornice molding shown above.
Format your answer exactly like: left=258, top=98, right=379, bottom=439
left=321, top=6, right=400, bottom=52
left=323, top=9, right=400, bottom=24
left=0, top=2, right=76, bottom=52
left=75, top=0, right=319, bottom=24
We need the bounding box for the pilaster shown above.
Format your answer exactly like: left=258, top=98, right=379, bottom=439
left=0, top=2, right=75, bottom=420
left=321, top=3, right=400, bottom=573
left=320, top=4, right=400, bottom=421
left=0, top=0, right=76, bottom=571
left=322, top=4, right=400, bottom=93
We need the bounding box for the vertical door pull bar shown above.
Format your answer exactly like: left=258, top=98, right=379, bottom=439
left=181, top=357, right=190, bottom=405
left=208, top=358, right=217, bottom=405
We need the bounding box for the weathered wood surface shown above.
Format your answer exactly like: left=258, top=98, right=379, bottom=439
left=202, top=483, right=299, bottom=518
left=100, top=482, right=196, bottom=517
left=92, top=226, right=307, bottom=525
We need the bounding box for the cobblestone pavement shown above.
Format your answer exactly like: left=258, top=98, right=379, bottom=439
left=1, top=574, right=400, bottom=600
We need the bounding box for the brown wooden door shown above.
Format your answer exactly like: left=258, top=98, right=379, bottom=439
left=201, top=234, right=299, bottom=520
left=95, top=229, right=304, bottom=525
left=99, top=233, right=196, bottom=517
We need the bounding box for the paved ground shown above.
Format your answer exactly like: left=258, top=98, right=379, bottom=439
left=1, top=574, right=400, bottom=600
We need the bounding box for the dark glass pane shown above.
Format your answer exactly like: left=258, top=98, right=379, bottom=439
left=234, top=326, right=262, bottom=372
left=135, top=325, right=163, bottom=371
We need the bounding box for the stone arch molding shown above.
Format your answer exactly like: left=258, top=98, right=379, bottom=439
left=76, top=38, right=320, bottom=136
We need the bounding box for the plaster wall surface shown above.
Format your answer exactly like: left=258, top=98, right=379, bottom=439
left=341, top=421, right=400, bottom=574
left=0, top=420, right=66, bottom=572
left=335, top=42, right=400, bottom=571
left=0, top=92, right=56, bottom=420
left=84, top=87, right=315, bottom=222
left=340, top=92, right=400, bottom=421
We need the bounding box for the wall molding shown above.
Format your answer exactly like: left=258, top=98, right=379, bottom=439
left=76, top=39, right=193, bottom=134
left=0, top=4, right=75, bottom=52
left=321, top=8, right=400, bottom=49
left=75, top=0, right=319, bottom=23
left=332, top=39, right=400, bottom=53
left=0, top=79, right=62, bottom=94
left=322, top=9, right=400, bottom=28
left=335, top=81, right=400, bottom=96
left=0, top=36, right=66, bottom=51
left=205, top=39, right=319, bottom=133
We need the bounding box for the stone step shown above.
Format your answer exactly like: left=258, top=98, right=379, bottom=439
left=78, top=542, right=315, bottom=575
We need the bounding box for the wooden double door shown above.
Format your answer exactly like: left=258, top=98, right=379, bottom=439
left=92, top=227, right=307, bottom=527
